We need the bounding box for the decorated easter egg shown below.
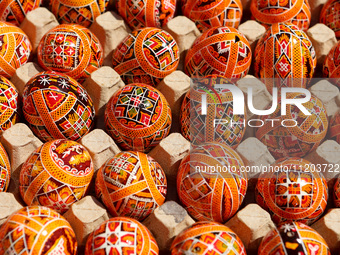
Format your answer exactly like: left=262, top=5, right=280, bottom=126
left=177, top=142, right=247, bottom=223
left=256, top=93, right=328, bottom=159
left=22, top=71, right=95, bottom=142
left=180, top=76, right=246, bottom=148
left=0, top=206, right=77, bottom=254
left=0, top=76, right=19, bottom=133
left=0, top=0, right=41, bottom=26
left=333, top=177, right=340, bottom=207
left=320, top=0, right=340, bottom=38
left=256, top=158, right=328, bottom=225
left=50, top=0, right=110, bottom=27
left=19, top=139, right=94, bottom=213
left=258, top=221, right=330, bottom=255
left=112, top=27, right=179, bottom=87
left=105, top=83, right=171, bottom=152
left=182, top=0, right=243, bottom=32
left=95, top=151, right=167, bottom=221
left=323, top=40, right=340, bottom=85
left=0, top=142, right=10, bottom=192
left=171, top=221, right=246, bottom=255
left=329, top=110, right=340, bottom=144
left=0, top=21, right=32, bottom=78
left=185, top=26, right=251, bottom=79
left=254, top=22, right=316, bottom=93
left=85, top=217, right=158, bottom=255
left=37, top=24, right=103, bottom=81
left=116, top=0, right=176, bottom=30
left=250, top=0, right=311, bottom=30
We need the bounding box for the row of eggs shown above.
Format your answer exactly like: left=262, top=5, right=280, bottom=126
left=3, top=17, right=340, bottom=97
left=0, top=138, right=336, bottom=254
left=2, top=0, right=340, bottom=34
left=0, top=206, right=331, bottom=254
left=0, top=68, right=338, bottom=161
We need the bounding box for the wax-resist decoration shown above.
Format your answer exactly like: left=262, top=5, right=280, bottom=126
left=105, top=83, right=171, bottom=152
left=171, top=221, right=246, bottom=255
left=0, top=206, right=77, bottom=254
left=256, top=93, right=328, bottom=159
left=184, top=26, right=251, bottom=79
left=258, top=221, right=330, bottom=255
left=180, top=76, right=246, bottom=148
left=0, top=21, right=32, bottom=78
left=95, top=151, right=167, bottom=221
left=112, top=27, right=179, bottom=87
left=23, top=71, right=95, bottom=142
left=177, top=142, right=248, bottom=223
left=19, top=139, right=94, bottom=213
left=85, top=217, right=158, bottom=255
left=181, top=0, right=243, bottom=32
left=250, top=0, right=311, bottom=30
left=254, top=22, right=316, bottom=92
left=116, top=0, right=176, bottom=30
left=256, top=157, right=328, bottom=225
left=49, top=0, right=110, bottom=27
left=0, top=0, right=41, bottom=26
left=37, top=24, right=103, bottom=81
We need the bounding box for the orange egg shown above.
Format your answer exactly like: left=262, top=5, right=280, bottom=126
left=19, top=139, right=94, bottom=213
left=37, top=24, right=103, bottom=81
left=85, top=217, right=158, bottom=255
left=0, top=206, right=77, bottom=254
left=259, top=222, right=330, bottom=254
left=256, top=158, right=328, bottom=225
left=95, top=151, right=167, bottom=221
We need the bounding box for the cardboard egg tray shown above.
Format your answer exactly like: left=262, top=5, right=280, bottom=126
left=2, top=0, right=340, bottom=254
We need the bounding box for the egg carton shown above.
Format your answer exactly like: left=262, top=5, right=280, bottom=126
left=1, top=2, right=340, bottom=254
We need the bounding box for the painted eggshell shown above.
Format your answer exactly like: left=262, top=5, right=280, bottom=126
left=180, top=75, right=246, bottom=148
left=19, top=139, right=94, bottom=213
left=23, top=71, right=95, bottom=142
left=171, top=221, right=246, bottom=254
left=112, top=27, right=179, bottom=87
left=105, top=83, right=171, bottom=153
left=95, top=151, right=167, bottom=221
left=256, top=157, right=328, bottom=225
left=182, top=0, right=243, bottom=32
left=254, top=22, right=316, bottom=92
left=258, top=221, right=330, bottom=255
left=320, top=0, right=340, bottom=38
left=50, top=0, right=110, bottom=27
left=37, top=24, right=103, bottom=81
left=0, top=206, right=77, bottom=254
left=85, top=216, right=158, bottom=255
left=177, top=142, right=248, bottom=223
left=0, top=142, right=10, bottom=192
left=184, top=26, right=252, bottom=79
left=250, top=0, right=311, bottom=30
left=256, top=93, right=328, bottom=159
left=0, top=76, right=19, bottom=133
left=323, top=40, right=340, bottom=86
left=116, top=0, right=176, bottom=30
left=0, top=0, right=41, bottom=26
left=0, top=21, right=32, bottom=78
